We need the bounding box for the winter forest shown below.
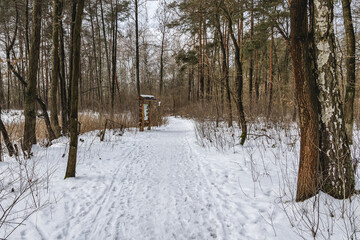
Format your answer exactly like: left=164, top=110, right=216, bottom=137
left=1, top=0, right=360, bottom=239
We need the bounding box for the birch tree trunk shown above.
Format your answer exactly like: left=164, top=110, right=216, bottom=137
left=314, top=0, right=354, bottom=199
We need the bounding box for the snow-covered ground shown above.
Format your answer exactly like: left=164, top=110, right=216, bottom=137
left=1, top=117, right=359, bottom=239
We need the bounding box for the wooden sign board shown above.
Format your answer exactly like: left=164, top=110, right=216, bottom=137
left=137, top=95, right=156, bottom=131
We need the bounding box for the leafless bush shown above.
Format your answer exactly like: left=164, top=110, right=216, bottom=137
left=0, top=155, right=51, bottom=239
left=194, top=120, right=239, bottom=151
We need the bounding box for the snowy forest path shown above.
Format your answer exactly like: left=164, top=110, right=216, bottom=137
left=17, top=117, right=289, bottom=240
left=58, top=117, right=229, bottom=240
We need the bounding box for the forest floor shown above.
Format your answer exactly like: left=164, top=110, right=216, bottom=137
left=1, top=116, right=360, bottom=240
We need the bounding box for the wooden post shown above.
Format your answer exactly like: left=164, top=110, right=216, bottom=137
left=140, top=100, right=144, bottom=132
left=147, top=101, right=151, bottom=130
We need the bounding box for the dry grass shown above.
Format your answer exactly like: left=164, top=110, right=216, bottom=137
left=4, top=109, right=167, bottom=145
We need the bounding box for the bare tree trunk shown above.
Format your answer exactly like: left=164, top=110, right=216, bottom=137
left=135, top=0, right=141, bottom=96
left=110, top=0, right=119, bottom=121
left=249, top=0, right=254, bottom=104
left=267, top=27, right=274, bottom=118
left=25, top=0, right=30, bottom=57
left=99, top=0, right=112, bottom=99
left=215, top=11, right=232, bottom=127
left=65, top=0, right=85, bottom=179
left=68, top=0, right=77, bottom=122
left=198, top=2, right=204, bottom=100
left=89, top=2, right=104, bottom=125
left=0, top=64, right=4, bottom=105
left=254, top=50, right=259, bottom=101
left=314, top=0, right=354, bottom=199
left=23, top=0, right=42, bottom=153
left=59, top=14, right=69, bottom=134
left=225, top=8, right=247, bottom=145
left=0, top=109, right=16, bottom=157
left=159, top=25, right=165, bottom=97
left=0, top=88, right=15, bottom=157
left=290, top=0, right=320, bottom=202
left=50, top=0, right=61, bottom=137
left=342, top=0, right=356, bottom=145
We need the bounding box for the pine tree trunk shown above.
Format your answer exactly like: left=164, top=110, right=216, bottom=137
left=50, top=0, right=61, bottom=137
left=290, top=0, right=320, bottom=202
left=342, top=0, right=356, bottom=145
left=23, top=0, right=42, bottom=153
left=314, top=0, right=354, bottom=199
left=65, top=0, right=85, bottom=179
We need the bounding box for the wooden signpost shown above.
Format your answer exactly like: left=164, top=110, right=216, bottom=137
left=138, top=95, right=156, bottom=131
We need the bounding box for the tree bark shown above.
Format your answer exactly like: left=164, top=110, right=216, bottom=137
left=342, top=0, right=356, bottom=145
left=59, top=13, right=69, bottom=134
left=224, top=7, right=247, bottom=145
left=68, top=0, right=77, bottom=123
left=314, top=0, right=354, bottom=199
left=23, top=0, right=42, bottom=153
left=135, top=0, right=141, bottom=96
left=111, top=0, right=119, bottom=121
left=249, top=0, right=254, bottom=104
left=267, top=27, right=274, bottom=118
left=290, top=0, right=320, bottom=202
left=99, top=0, right=112, bottom=99
left=50, top=0, right=61, bottom=137
left=215, top=11, right=232, bottom=127
left=160, top=32, right=165, bottom=97
left=65, top=0, right=85, bottom=179
left=0, top=64, right=4, bottom=105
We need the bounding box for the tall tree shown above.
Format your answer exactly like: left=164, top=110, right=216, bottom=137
left=215, top=9, right=232, bottom=127
left=290, top=0, right=320, bottom=201
left=59, top=6, right=69, bottom=134
left=50, top=0, right=62, bottom=137
left=267, top=27, right=274, bottom=118
left=314, top=0, right=354, bottom=199
left=222, top=1, right=247, bottom=145
left=23, top=0, right=42, bottom=153
left=249, top=0, right=254, bottom=104
left=65, top=0, right=85, bottom=179
left=342, top=0, right=356, bottom=145
left=111, top=0, right=119, bottom=120
left=135, top=0, right=141, bottom=95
